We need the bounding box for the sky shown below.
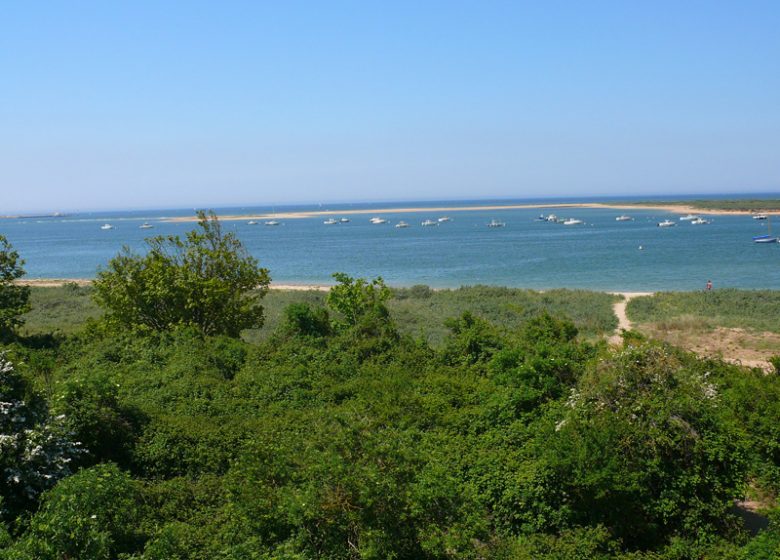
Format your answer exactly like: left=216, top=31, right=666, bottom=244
left=1, top=1, right=779, bottom=213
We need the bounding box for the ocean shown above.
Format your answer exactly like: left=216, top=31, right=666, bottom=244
left=2, top=198, right=779, bottom=292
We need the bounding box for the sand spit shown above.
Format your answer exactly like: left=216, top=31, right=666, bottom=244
left=163, top=203, right=780, bottom=222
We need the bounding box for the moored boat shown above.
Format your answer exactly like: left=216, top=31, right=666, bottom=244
left=395, top=221, right=410, bottom=228
left=657, top=220, right=676, bottom=227
left=487, top=219, right=506, bottom=228
left=615, top=215, right=633, bottom=221
left=421, top=219, right=438, bottom=227
left=563, top=218, right=583, bottom=226
left=264, top=220, right=280, bottom=226
left=323, top=218, right=338, bottom=225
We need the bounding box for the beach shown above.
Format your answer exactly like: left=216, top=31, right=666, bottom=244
left=164, top=202, right=780, bottom=222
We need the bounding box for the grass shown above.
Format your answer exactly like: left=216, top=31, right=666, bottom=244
left=21, top=284, right=619, bottom=345
left=626, top=199, right=780, bottom=211
left=626, top=289, right=780, bottom=334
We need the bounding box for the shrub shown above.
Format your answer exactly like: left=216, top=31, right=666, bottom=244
left=93, top=210, right=270, bottom=337
left=0, top=235, right=31, bottom=339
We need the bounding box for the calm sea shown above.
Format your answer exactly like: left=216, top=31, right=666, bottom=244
left=2, top=197, right=779, bottom=292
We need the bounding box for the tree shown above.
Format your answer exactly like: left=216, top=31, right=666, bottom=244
left=326, top=273, right=392, bottom=329
left=0, top=235, right=31, bottom=339
left=93, top=211, right=270, bottom=337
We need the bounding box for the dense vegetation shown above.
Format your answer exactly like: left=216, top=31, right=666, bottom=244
left=3, top=221, right=780, bottom=559
left=627, top=289, right=780, bottom=334
left=22, top=284, right=619, bottom=344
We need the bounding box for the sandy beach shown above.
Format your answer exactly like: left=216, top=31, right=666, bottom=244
left=163, top=202, right=780, bottom=222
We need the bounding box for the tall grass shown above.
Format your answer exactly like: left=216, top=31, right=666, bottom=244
left=627, top=289, right=780, bottom=333
left=22, top=284, right=619, bottom=345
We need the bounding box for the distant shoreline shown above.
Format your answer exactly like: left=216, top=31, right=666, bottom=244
left=163, top=202, right=780, bottom=222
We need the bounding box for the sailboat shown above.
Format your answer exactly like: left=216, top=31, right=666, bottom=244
left=753, top=215, right=778, bottom=243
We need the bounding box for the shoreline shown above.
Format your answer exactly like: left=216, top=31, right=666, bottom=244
left=164, top=202, right=780, bottom=222
left=16, top=278, right=657, bottom=296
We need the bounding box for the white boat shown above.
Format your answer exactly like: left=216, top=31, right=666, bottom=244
left=679, top=214, right=698, bottom=221
left=657, top=220, right=676, bottom=227
left=690, top=218, right=710, bottom=225
left=395, top=221, right=410, bottom=228
left=139, top=222, right=153, bottom=229
left=545, top=214, right=558, bottom=222
left=437, top=216, right=452, bottom=223
left=369, top=217, right=388, bottom=224
left=487, top=219, right=506, bottom=228
left=340, top=218, right=350, bottom=223
left=753, top=213, right=769, bottom=220
left=264, top=220, right=280, bottom=226
left=323, top=218, right=338, bottom=225
left=563, top=218, right=583, bottom=226
left=421, top=219, right=438, bottom=227
left=247, top=220, right=258, bottom=225
left=100, top=224, right=113, bottom=230
left=615, top=215, right=633, bottom=221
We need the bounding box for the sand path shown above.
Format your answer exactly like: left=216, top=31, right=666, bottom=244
left=609, top=292, right=652, bottom=345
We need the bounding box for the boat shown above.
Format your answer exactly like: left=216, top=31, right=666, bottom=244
left=437, top=216, right=452, bottom=223
left=340, top=218, right=350, bottom=223
left=679, top=214, right=698, bottom=221
left=487, top=219, right=506, bottom=228
left=753, top=216, right=778, bottom=242
left=264, top=220, right=280, bottom=226
left=421, top=219, right=438, bottom=227
left=369, top=217, right=388, bottom=224
left=536, top=214, right=547, bottom=221
left=395, top=221, right=410, bottom=228
left=100, top=224, right=113, bottom=230
left=323, top=218, right=338, bottom=225
left=563, top=218, right=583, bottom=226
left=753, top=213, right=768, bottom=220
left=139, top=222, right=153, bottom=229
left=690, top=218, right=710, bottom=225
left=247, top=220, right=258, bottom=225
left=657, top=220, right=676, bottom=227
left=615, top=215, right=633, bottom=221
left=545, top=214, right=558, bottom=222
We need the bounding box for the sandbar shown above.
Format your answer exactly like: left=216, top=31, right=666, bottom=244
left=164, top=202, right=780, bottom=222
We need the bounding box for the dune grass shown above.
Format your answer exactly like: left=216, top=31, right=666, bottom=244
left=21, top=284, right=619, bottom=345
left=626, top=289, right=780, bottom=333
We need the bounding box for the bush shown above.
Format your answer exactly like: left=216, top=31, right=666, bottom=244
left=8, top=464, right=144, bottom=559
left=93, top=210, right=270, bottom=337
left=0, top=353, right=82, bottom=520
left=0, top=235, right=31, bottom=340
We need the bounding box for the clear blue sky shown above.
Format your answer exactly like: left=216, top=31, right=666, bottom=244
left=2, top=1, right=778, bottom=213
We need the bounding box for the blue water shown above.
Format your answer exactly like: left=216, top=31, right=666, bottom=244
left=2, top=197, right=780, bottom=291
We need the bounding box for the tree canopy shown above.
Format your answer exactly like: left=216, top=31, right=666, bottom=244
left=0, top=235, right=31, bottom=339
left=93, top=211, right=270, bottom=337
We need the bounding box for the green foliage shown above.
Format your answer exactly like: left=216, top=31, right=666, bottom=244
left=20, top=283, right=100, bottom=336
left=327, top=273, right=392, bottom=329
left=93, top=210, right=270, bottom=337
left=7, top=464, right=144, bottom=559
left=442, top=311, right=504, bottom=367
left=544, top=345, right=747, bottom=547
left=5, top=276, right=780, bottom=557
left=0, top=353, right=82, bottom=521
left=52, top=373, right=139, bottom=467
left=627, top=289, right=780, bottom=333
left=0, top=235, right=31, bottom=339
left=282, top=302, right=331, bottom=338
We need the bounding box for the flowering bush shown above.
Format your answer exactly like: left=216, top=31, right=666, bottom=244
left=0, top=353, right=81, bottom=519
